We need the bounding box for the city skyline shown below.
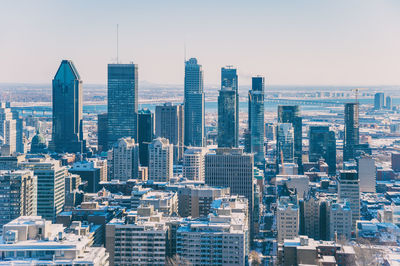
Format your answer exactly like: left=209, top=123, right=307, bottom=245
left=1, top=1, right=399, bottom=86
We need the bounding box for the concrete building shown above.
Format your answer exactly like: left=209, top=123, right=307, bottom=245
left=338, top=170, right=360, bottom=229
left=139, top=190, right=178, bottom=216
left=107, top=63, right=138, bottom=148
left=176, top=195, right=249, bottom=266
left=20, top=157, right=66, bottom=221
left=148, top=137, right=173, bottom=182
left=106, top=205, right=168, bottom=266
left=111, top=137, right=139, bottom=181
left=357, top=155, right=376, bottom=193
left=0, top=216, right=108, bottom=265
left=276, top=175, right=310, bottom=199
left=0, top=170, right=37, bottom=231
left=329, top=201, right=352, bottom=241
left=177, top=184, right=230, bottom=218
left=182, top=147, right=206, bottom=181
left=277, top=197, right=299, bottom=243
left=155, top=103, right=184, bottom=162
left=0, top=102, right=17, bottom=155
left=50, top=60, right=85, bottom=153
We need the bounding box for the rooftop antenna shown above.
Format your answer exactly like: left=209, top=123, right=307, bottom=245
left=116, top=24, right=119, bottom=64
left=184, top=38, right=187, bottom=63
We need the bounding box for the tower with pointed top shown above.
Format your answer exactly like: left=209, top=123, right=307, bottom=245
left=50, top=60, right=85, bottom=153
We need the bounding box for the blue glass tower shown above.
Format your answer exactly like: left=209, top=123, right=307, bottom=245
left=184, top=58, right=204, bottom=147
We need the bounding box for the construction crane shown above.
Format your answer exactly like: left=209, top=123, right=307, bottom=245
left=351, top=88, right=368, bottom=103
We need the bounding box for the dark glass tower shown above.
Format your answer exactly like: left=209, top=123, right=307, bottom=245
left=309, top=126, right=336, bottom=175
left=344, top=103, right=359, bottom=161
left=138, top=109, right=154, bottom=167
left=107, top=63, right=138, bottom=148
left=184, top=58, right=204, bottom=147
left=277, top=105, right=302, bottom=172
left=221, top=66, right=239, bottom=147
left=248, top=76, right=265, bottom=165
left=50, top=60, right=85, bottom=153
left=97, top=113, right=108, bottom=153
left=218, top=88, right=237, bottom=147
left=374, top=92, right=384, bottom=110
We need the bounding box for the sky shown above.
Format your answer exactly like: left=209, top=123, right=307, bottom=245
left=0, top=0, right=399, bottom=86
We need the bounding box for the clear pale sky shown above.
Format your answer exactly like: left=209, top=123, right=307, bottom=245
left=0, top=0, right=399, bottom=86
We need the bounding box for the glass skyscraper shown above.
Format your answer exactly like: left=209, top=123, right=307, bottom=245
left=277, top=105, right=302, bottom=172
left=184, top=58, right=204, bottom=147
left=218, top=88, right=237, bottom=147
left=344, top=103, right=359, bottom=161
left=107, top=63, right=138, bottom=148
left=309, top=126, right=336, bottom=175
left=248, top=76, right=265, bottom=165
left=50, top=60, right=85, bottom=153
left=221, top=66, right=239, bottom=147
left=138, top=109, right=154, bottom=167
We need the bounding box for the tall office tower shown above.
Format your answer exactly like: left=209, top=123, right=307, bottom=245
left=329, top=201, right=352, bottom=241
left=218, top=88, right=237, bottom=147
left=182, top=147, right=206, bottom=181
left=220, top=66, right=239, bottom=147
left=111, top=137, right=139, bottom=181
left=107, top=63, right=138, bottom=148
left=155, top=103, right=184, bottom=162
left=50, top=60, right=85, bottom=153
left=184, top=58, right=204, bottom=147
left=357, top=155, right=376, bottom=193
left=343, top=103, right=359, bottom=161
left=386, top=95, right=392, bottom=109
left=20, top=157, right=66, bottom=221
left=277, top=197, right=299, bottom=243
left=276, top=123, right=294, bottom=165
left=205, top=148, right=254, bottom=234
left=374, top=92, right=385, bottom=110
left=248, top=76, right=265, bottom=165
left=278, top=105, right=302, bottom=172
left=308, top=126, right=336, bottom=175
left=338, top=170, right=360, bottom=229
left=0, top=102, right=17, bottom=155
left=177, top=196, right=249, bottom=266
left=148, top=137, right=173, bottom=182
left=97, top=113, right=108, bottom=153
left=0, top=170, right=37, bottom=231
left=138, top=109, right=154, bottom=167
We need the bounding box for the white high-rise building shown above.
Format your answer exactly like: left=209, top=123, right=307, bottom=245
left=330, top=201, right=352, bottom=241
left=148, top=137, right=173, bottom=182
left=111, top=137, right=139, bottom=181
left=357, top=155, right=376, bottom=193
left=0, top=102, right=17, bottom=155
left=277, top=197, right=299, bottom=243
left=182, top=147, right=206, bottom=181
left=176, top=195, right=249, bottom=266
left=338, top=170, right=360, bottom=229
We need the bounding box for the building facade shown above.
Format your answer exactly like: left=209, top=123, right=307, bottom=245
left=309, top=126, right=336, bottom=175
left=138, top=108, right=154, bottom=167
left=111, top=137, right=139, bottom=181
left=148, top=137, right=173, bottom=182
left=343, top=103, right=359, bottom=162
left=182, top=147, right=206, bottom=181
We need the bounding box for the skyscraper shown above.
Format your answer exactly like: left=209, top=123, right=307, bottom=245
left=184, top=58, right=204, bottom=147
left=97, top=113, right=108, bottom=153
left=107, top=63, right=138, bottom=148
left=374, top=92, right=385, bottom=110
left=309, top=126, right=336, bottom=175
left=357, top=155, right=376, bottom=193
left=386, top=95, right=392, bottom=110
left=155, top=103, right=184, bottom=162
left=221, top=66, right=239, bottom=146
left=218, top=88, right=237, bottom=147
left=343, top=103, right=359, bottom=161
left=248, top=76, right=265, bottom=165
left=338, top=170, right=360, bottom=229
left=276, top=123, right=294, bottom=164
left=0, top=102, right=17, bottom=155
left=111, top=137, right=139, bottom=181
left=277, top=105, right=302, bottom=172
left=50, top=60, right=85, bottom=153
left=138, top=109, right=154, bottom=167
